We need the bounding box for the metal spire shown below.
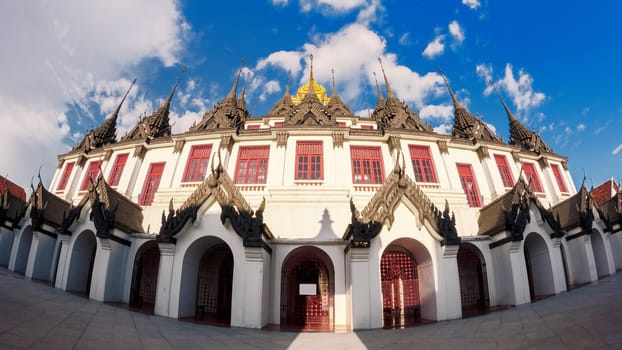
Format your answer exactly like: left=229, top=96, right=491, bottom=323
left=438, top=67, right=461, bottom=109
left=331, top=68, right=337, bottom=97
left=162, top=67, right=186, bottom=110
left=373, top=72, right=384, bottom=102
left=378, top=57, right=395, bottom=99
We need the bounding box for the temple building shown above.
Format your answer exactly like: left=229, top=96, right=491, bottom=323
left=1, top=58, right=622, bottom=331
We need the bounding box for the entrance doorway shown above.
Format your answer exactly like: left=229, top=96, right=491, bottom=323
left=381, top=246, right=420, bottom=328
left=281, top=246, right=334, bottom=331
left=129, top=241, right=160, bottom=314
left=66, top=231, right=97, bottom=296
left=457, top=243, right=489, bottom=317
left=14, top=227, right=33, bottom=275
left=195, top=243, right=233, bottom=325
left=524, top=233, right=555, bottom=301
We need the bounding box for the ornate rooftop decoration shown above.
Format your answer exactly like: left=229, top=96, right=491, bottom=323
left=372, top=59, right=432, bottom=133
left=344, top=151, right=459, bottom=247
left=493, top=84, right=553, bottom=154
left=73, top=79, right=135, bottom=153
left=190, top=66, right=249, bottom=132
left=551, top=179, right=596, bottom=233
left=268, top=73, right=296, bottom=118
left=0, top=176, right=26, bottom=228
left=28, top=177, right=71, bottom=233
left=159, top=152, right=271, bottom=247
left=439, top=70, right=502, bottom=143
left=326, top=69, right=352, bottom=118
left=122, top=69, right=185, bottom=142
left=291, top=55, right=330, bottom=105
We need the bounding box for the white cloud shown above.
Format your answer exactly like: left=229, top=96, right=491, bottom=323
left=0, top=0, right=188, bottom=188
left=613, top=144, right=622, bottom=156
left=433, top=123, right=452, bottom=135
left=422, top=35, right=445, bottom=59
left=419, top=104, right=453, bottom=122
left=260, top=80, right=282, bottom=102
left=448, top=20, right=465, bottom=45
left=462, top=0, right=481, bottom=9
left=577, top=123, right=586, bottom=132
left=272, top=0, right=289, bottom=5
left=256, top=51, right=304, bottom=75
left=398, top=32, right=411, bottom=46
left=299, top=0, right=367, bottom=13
left=478, top=63, right=546, bottom=112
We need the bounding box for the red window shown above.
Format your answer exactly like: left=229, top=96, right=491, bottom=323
left=361, top=125, right=374, bottom=130
left=235, top=146, right=270, bottom=184
left=56, top=162, right=75, bottom=191
left=274, top=122, right=283, bottom=128
left=182, top=145, right=212, bottom=182
left=140, top=163, right=165, bottom=206
left=494, top=154, right=514, bottom=188
left=409, top=145, right=438, bottom=183
left=80, top=161, right=102, bottom=191
left=295, top=141, right=323, bottom=180
left=522, top=162, right=544, bottom=192
left=337, top=122, right=346, bottom=127
left=457, top=163, right=482, bottom=207
left=551, top=164, right=568, bottom=193
left=351, top=146, right=385, bottom=184
left=247, top=124, right=260, bottom=129
left=108, top=153, right=129, bottom=187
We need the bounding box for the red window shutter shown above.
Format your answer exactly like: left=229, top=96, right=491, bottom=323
left=408, top=145, right=438, bottom=183
left=247, top=124, right=260, bottom=129
left=360, top=125, right=374, bottom=130
left=140, top=163, right=165, bottom=206
left=234, top=146, right=270, bottom=184
left=457, top=163, right=482, bottom=207
left=350, top=146, right=385, bottom=184
left=108, top=153, right=129, bottom=187
left=337, top=122, right=346, bottom=127
left=295, top=141, right=323, bottom=180
left=274, top=122, right=283, bottom=128
left=494, top=154, right=514, bottom=188
left=80, top=161, right=102, bottom=191
left=182, top=145, right=213, bottom=182
left=551, top=164, right=568, bottom=192
left=522, top=162, right=544, bottom=192
left=57, top=162, right=75, bottom=191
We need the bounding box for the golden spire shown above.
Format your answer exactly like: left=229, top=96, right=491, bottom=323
left=291, top=54, right=330, bottom=105
left=378, top=58, right=395, bottom=99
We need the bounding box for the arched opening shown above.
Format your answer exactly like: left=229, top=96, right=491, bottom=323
left=0, top=230, right=16, bottom=267
left=178, top=237, right=234, bottom=326
left=457, top=242, right=490, bottom=317
left=524, top=233, right=555, bottom=301
left=129, top=240, right=160, bottom=314
left=14, top=227, right=33, bottom=275
left=66, top=231, right=97, bottom=296
left=280, top=246, right=334, bottom=331
left=591, top=230, right=609, bottom=279
left=381, top=238, right=435, bottom=328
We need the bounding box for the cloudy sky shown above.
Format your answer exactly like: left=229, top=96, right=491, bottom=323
left=1, top=0, right=621, bottom=190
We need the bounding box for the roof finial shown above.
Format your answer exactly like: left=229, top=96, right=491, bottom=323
left=163, top=66, right=186, bottom=110
left=438, top=67, right=461, bottom=109
left=111, top=78, right=136, bottom=119
left=285, top=70, right=291, bottom=96
left=309, top=54, right=315, bottom=83
left=239, top=71, right=248, bottom=100
left=378, top=57, right=395, bottom=99
left=490, top=79, right=517, bottom=122
left=331, top=68, right=337, bottom=97
left=373, top=72, right=384, bottom=102
left=226, top=60, right=244, bottom=99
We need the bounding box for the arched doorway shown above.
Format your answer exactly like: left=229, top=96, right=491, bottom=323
left=129, top=240, right=160, bottom=313
left=524, top=233, right=555, bottom=301
left=14, top=227, right=33, bottom=275
left=591, top=230, right=609, bottom=279
left=0, top=230, right=15, bottom=267
left=381, top=238, right=435, bottom=328
left=66, top=231, right=97, bottom=296
left=457, top=243, right=489, bottom=317
left=280, top=246, right=334, bottom=331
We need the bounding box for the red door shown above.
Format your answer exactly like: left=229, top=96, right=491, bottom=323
left=457, top=163, right=481, bottom=207
left=381, top=248, right=420, bottom=328
left=140, top=163, right=165, bottom=206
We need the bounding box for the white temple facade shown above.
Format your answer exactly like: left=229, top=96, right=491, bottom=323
left=1, top=60, right=622, bottom=331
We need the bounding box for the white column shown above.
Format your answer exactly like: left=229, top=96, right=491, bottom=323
left=347, top=247, right=374, bottom=330
left=550, top=238, right=567, bottom=294
left=602, top=234, right=616, bottom=276
left=508, top=241, right=530, bottom=305
left=24, top=231, right=41, bottom=279
left=155, top=242, right=176, bottom=317
left=583, top=235, right=598, bottom=282
left=7, top=228, right=22, bottom=271
left=90, top=237, right=111, bottom=301
left=236, top=246, right=270, bottom=328
left=55, top=234, right=72, bottom=289
left=439, top=244, right=462, bottom=320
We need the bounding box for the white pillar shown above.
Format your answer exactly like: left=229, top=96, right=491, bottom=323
left=90, top=237, right=111, bottom=301
left=55, top=234, right=72, bottom=289
left=24, top=231, right=41, bottom=279
left=583, top=235, right=598, bottom=282
left=550, top=238, right=568, bottom=294
left=508, top=241, right=530, bottom=305
left=602, top=234, right=616, bottom=276
left=155, top=242, right=176, bottom=317
left=439, top=244, right=462, bottom=320
left=236, top=246, right=270, bottom=328
left=347, top=247, right=375, bottom=329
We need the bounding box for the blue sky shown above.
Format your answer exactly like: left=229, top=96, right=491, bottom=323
left=1, top=0, right=621, bottom=190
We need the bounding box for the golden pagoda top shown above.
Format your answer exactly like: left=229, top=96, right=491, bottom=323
left=291, top=55, right=331, bottom=105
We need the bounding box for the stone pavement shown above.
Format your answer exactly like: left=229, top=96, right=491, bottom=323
left=1, top=267, right=622, bottom=350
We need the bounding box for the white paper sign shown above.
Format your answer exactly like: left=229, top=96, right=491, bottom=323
left=299, top=283, right=317, bottom=295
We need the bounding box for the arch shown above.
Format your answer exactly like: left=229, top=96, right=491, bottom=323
left=178, top=236, right=234, bottom=325
left=14, top=227, right=33, bottom=275
left=66, top=230, right=97, bottom=295
left=591, top=229, right=609, bottom=279
left=524, top=232, right=555, bottom=301
left=280, top=246, right=335, bottom=331
left=0, top=229, right=16, bottom=267
left=380, top=237, right=435, bottom=328
left=457, top=242, right=490, bottom=317
left=129, top=240, right=160, bottom=313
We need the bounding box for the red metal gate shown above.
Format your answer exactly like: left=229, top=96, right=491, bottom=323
left=381, top=247, right=419, bottom=328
